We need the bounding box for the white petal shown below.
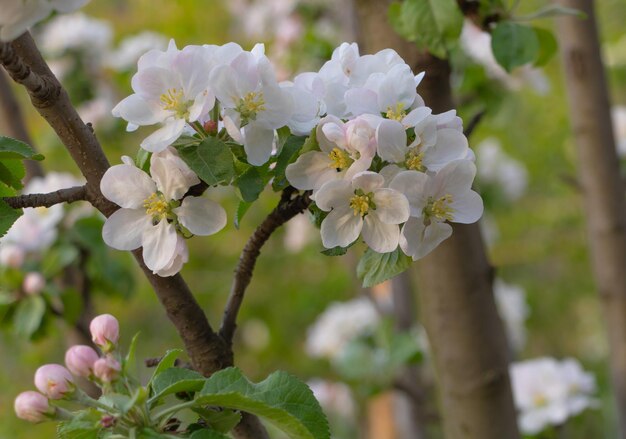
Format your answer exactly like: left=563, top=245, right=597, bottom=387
left=102, top=209, right=151, bottom=251
left=209, top=65, right=240, bottom=107
left=174, top=197, right=227, bottom=236
left=315, top=179, right=353, bottom=211
left=100, top=164, right=156, bottom=209
left=352, top=171, right=384, bottom=193
left=390, top=170, right=429, bottom=215
left=243, top=124, right=275, bottom=166
left=450, top=190, right=484, bottom=224
left=432, top=160, right=477, bottom=199
left=423, top=129, right=469, bottom=172
left=316, top=115, right=344, bottom=153
left=285, top=151, right=338, bottom=191
left=188, top=89, right=215, bottom=122
left=362, top=213, right=400, bottom=253
left=141, top=118, right=187, bottom=153
left=321, top=208, right=363, bottom=249
left=345, top=88, right=379, bottom=116
left=150, top=148, right=199, bottom=200
left=141, top=220, right=178, bottom=272
left=155, top=234, right=188, bottom=277
left=402, top=106, right=432, bottom=128
left=372, top=189, right=410, bottom=224
left=111, top=94, right=164, bottom=126
left=344, top=155, right=374, bottom=181
left=400, top=218, right=452, bottom=260
left=380, top=164, right=403, bottom=185
left=376, top=119, right=407, bottom=163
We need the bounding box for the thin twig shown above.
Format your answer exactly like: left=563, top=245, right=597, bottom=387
left=3, top=185, right=87, bottom=208
left=463, top=109, right=486, bottom=139
left=220, top=188, right=311, bottom=344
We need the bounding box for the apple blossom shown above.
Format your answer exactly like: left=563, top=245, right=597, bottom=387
left=65, top=345, right=99, bottom=378
left=93, top=355, right=121, bottom=383
left=476, top=138, right=528, bottom=201
left=307, top=379, right=356, bottom=419
left=112, top=41, right=216, bottom=152
left=34, top=364, right=75, bottom=400
left=105, top=31, right=168, bottom=72
left=389, top=161, right=484, bottom=260
left=14, top=391, right=53, bottom=423
left=100, top=147, right=226, bottom=276
left=316, top=171, right=410, bottom=253
left=0, top=244, right=25, bottom=268
left=493, top=279, right=529, bottom=353
left=89, top=314, right=119, bottom=348
left=23, top=272, right=46, bottom=295
left=40, top=13, right=112, bottom=57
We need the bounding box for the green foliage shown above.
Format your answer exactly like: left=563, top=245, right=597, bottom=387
left=389, top=0, right=464, bottom=58
left=13, top=295, right=46, bottom=339
left=356, top=248, right=412, bottom=288
left=533, top=27, right=558, bottom=67
left=234, top=165, right=270, bottom=202
left=149, top=367, right=205, bottom=404
left=234, top=200, right=252, bottom=229
left=491, top=22, right=540, bottom=72
left=57, top=410, right=102, bottom=439
left=189, top=430, right=231, bottom=439
left=272, top=135, right=306, bottom=191
left=136, top=148, right=152, bottom=173
left=178, top=137, right=235, bottom=186
left=0, top=137, right=44, bottom=161
left=0, top=199, right=22, bottom=239
left=0, top=159, right=25, bottom=190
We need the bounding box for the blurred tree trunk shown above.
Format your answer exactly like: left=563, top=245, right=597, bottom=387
left=556, top=0, right=626, bottom=435
left=354, top=1, right=520, bottom=438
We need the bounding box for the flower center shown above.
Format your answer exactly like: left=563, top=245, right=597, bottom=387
left=160, top=88, right=191, bottom=119
left=385, top=102, right=406, bottom=121
left=143, top=193, right=170, bottom=220
left=532, top=393, right=548, bottom=407
left=405, top=148, right=425, bottom=171
left=328, top=147, right=354, bottom=171
left=425, top=194, right=454, bottom=221
left=349, top=191, right=375, bottom=217
left=237, top=91, right=266, bottom=124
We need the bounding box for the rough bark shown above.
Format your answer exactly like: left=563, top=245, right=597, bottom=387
left=354, top=1, right=520, bottom=438
left=556, top=0, right=626, bottom=435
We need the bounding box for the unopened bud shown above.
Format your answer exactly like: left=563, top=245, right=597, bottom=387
left=89, top=314, right=119, bottom=350
left=23, top=272, right=46, bottom=295
left=93, top=356, right=121, bottom=383
left=14, top=391, right=53, bottom=423
left=65, top=345, right=99, bottom=378
left=34, top=365, right=75, bottom=400
left=100, top=414, right=116, bottom=428
left=203, top=119, right=218, bottom=134
left=0, top=245, right=25, bottom=269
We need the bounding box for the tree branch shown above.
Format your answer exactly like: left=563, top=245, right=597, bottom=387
left=220, top=188, right=312, bottom=344
left=3, top=185, right=87, bottom=208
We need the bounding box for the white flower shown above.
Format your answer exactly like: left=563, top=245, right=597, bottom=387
left=511, top=357, right=598, bottom=435
left=389, top=161, right=484, bottom=260
left=211, top=45, right=294, bottom=165
left=100, top=147, right=226, bottom=276
left=306, top=297, right=379, bottom=360
left=611, top=106, right=626, bottom=158
left=376, top=107, right=469, bottom=174
left=476, top=138, right=528, bottom=201
left=112, top=41, right=216, bottom=153
left=39, top=13, right=112, bottom=56
left=316, top=171, right=409, bottom=253
left=283, top=213, right=315, bottom=253
left=307, top=379, right=355, bottom=419
left=280, top=73, right=326, bottom=136
left=494, top=279, right=529, bottom=353
left=105, top=31, right=168, bottom=71
left=0, top=0, right=90, bottom=42
left=286, top=115, right=379, bottom=193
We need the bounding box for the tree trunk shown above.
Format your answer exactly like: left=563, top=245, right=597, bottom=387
left=354, top=1, right=520, bottom=438
left=556, top=0, right=626, bottom=435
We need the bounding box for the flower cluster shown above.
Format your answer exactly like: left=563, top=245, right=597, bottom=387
left=14, top=314, right=120, bottom=423
left=510, top=357, right=598, bottom=434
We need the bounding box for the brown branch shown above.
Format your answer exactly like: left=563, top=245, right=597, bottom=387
left=220, top=188, right=312, bottom=344
left=463, top=110, right=486, bottom=139
left=3, top=185, right=87, bottom=208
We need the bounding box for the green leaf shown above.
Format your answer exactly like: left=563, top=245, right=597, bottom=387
left=149, top=367, right=205, bottom=405
left=356, top=248, right=412, bottom=288
left=515, top=4, right=586, bottom=20
left=41, top=245, right=79, bottom=277
left=234, top=165, right=270, bottom=202
left=234, top=201, right=252, bottom=229
left=191, top=408, right=242, bottom=434
left=0, top=198, right=22, bottom=238
left=491, top=21, right=540, bottom=72
left=272, top=135, right=306, bottom=191
left=533, top=27, right=558, bottom=67
left=124, top=332, right=141, bottom=376
left=321, top=242, right=354, bottom=257
left=57, top=410, right=102, bottom=439
left=13, top=295, right=46, bottom=338
left=197, top=367, right=329, bottom=439
left=389, top=0, right=464, bottom=59
left=179, top=137, right=235, bottom=186
left=189, top=430, right=231, bottom=439
left=136, top=148, right=152, bottom=173
left=0, top=159, right=25, bottom=189
left=149, top=349, right=183, bottom=384
left=0, top=136, right=44, bottom=161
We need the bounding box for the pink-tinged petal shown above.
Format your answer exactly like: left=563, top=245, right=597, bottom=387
left=450, top=190, right=484, bottom=224
left=315, top=179, right=353, bottom=212
left=285, top=151, right=338, bottom=191
left=352, top=171, right=384, bottom=193
left=362, top=213, right=400, bottom=253
left=243, top=124, right=275, bottom=166
left=111, top=94, right=164, bottom=126
left=321, top=208, right=363, bottom=249
left=390, top=170, right=429, bottom=215
left=141, top=118, right=186, bottom=153
left=155, top=235, right=188, bottom=277
left=141, top=220, right=178, bottom=272
left=316, top=115, right=344, bottom=153
left=345, top=88, right=379, bottom=117
left=400, top=218, right=452, bottom=260
left=100, top=164, right=156, bottom=208
left=423, top=129, right=469, bottom=172
left=372, top=189, right=410, bottom=224
left=132, top=66, right=176, bottom=98
left=102, top=209, right=151, bottom=251
left=376, top=119, right=407, bottom=163
left=174, top=196, right=226, bottom=236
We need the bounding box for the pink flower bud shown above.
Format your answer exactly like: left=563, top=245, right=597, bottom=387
left=89, top=314, right=119, bottom=348
left=93, top=356, right=121, bottom=383
left=23, top=272, right=46, bottom=295
left=14, top=391, right=52, bottom=423
left=203, top=119, right=218, bottom=134
left=65, top=345, right=99, bottom=378
left=0, top=245, right=25, bottom=268
left=100, top=414, right=116, bottom=428
left=34, top=364, right=75, bottom=400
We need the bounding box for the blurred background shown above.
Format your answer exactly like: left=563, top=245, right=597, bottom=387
left=1, top=0, right=626, bottom=437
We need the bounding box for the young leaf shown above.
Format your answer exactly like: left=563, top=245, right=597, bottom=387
left=234, top=165, right=270, bottom=202
left=57, top=410, right=102, bottom=439
left=0, top=198, right=22, bottom=238
left=149, top=367, right=205, bottom=405
left=0, top=136, right=44, bottom=161
left=516, top=4, right=586, bottom=20
left=124, top=332, right=141, bottom=376
left=13, top=295, right=46, bottom=338
left=272, top=135, right=306, bottom=191
left=321, top=242, right=354, bottom=257
left=197, top=367, right=330, bottom=439
left=356, top=248, right=412, bottom=288
left=491, top=22, right=540, bottom=72
left=191, top=408, right=242, bottom=434
left=178, top=137, right=235, bottom=186
left=533, top=27, right=558, bottom=67
left=234, top=200, right=252, bottom=229
left=0, top=159, right=25, bottom=189
left=136, top=148, right=152, bottom=173
left=149, top=349, right=183, bottom=384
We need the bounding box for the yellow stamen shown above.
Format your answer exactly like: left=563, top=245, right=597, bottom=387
left=426, top=194, right=454, bottom=221
left=143, top=193, right=169, bottom=219
left=385, top=102, right=406, bottom=121
left=349, top=193, right=372, bottom=217
left=328, top=148, right=353, bottom=171
left=237, top=91, right=266, bottom=124
left=533, top=393, right=548, bottom=407
left=160, top=88, right=191, bottom=118
left=405, top=150, right=425, bottom=171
